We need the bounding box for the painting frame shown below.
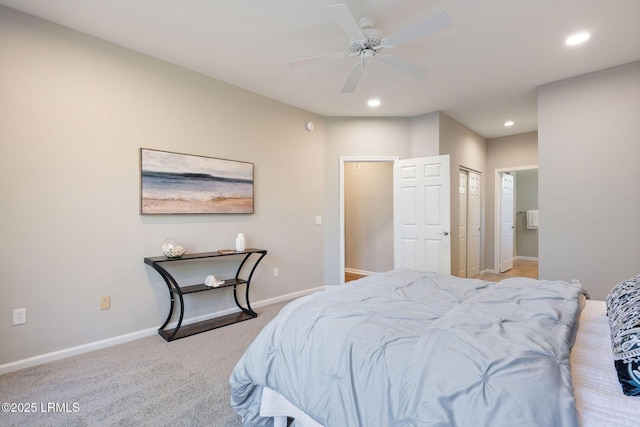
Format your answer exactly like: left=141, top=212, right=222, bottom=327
left=140, top=148, right=254, bottom=215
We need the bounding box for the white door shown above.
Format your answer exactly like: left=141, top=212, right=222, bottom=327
left=394, top=155, right=451, bottom=274
left=500, top=173, right=514, bottom=272
left=458, top=171, right=468, bottom=277
left=467, top=171, right=481, bottom=277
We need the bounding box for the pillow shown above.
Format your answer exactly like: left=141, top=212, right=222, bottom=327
left=606, top=274, right=640, bottom=396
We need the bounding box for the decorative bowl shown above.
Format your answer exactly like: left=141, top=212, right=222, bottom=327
left=162, top=238, right=186, bottom=258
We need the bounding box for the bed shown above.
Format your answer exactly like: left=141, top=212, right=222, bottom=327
left=230, top=270, right=640, bottom=426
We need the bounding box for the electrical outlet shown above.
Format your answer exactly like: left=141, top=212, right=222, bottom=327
left=273, top=268, right=279, bottom=278
left=100, top=296, right=111, bottom=310
left=13, top=308, right=26, bottom=325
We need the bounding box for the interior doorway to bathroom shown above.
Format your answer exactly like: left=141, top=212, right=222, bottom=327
left=494, top=166, right=539, bottom=276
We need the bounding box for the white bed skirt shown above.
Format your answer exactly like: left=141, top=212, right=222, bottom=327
left=260, top=387, right=323, bottom=427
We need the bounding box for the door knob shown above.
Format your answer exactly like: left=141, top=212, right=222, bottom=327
left=438, top=231, right=449, bottom=236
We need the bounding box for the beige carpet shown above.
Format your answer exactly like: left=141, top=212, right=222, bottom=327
left=0, top=301, right=288, bottom=427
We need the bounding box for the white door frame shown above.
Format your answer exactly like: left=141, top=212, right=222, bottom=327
left=493, top=165, right=538, bottom=272
left=499, top=172, right=515, bottom=272
left=339, top=156, right=398, bottom=284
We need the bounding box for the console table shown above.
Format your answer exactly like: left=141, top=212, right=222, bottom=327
left=144, top=248, right=267, bottom=342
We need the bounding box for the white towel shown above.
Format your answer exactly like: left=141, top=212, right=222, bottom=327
left=526, top=210, right=538, bottom=229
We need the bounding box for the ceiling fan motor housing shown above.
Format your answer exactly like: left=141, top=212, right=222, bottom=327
left=350, top=27, right=382, bottom=54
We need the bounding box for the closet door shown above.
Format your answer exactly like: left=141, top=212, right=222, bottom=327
left=467, top=171, right=481, bottom=277
left=458, top=171, right=468, bottom=277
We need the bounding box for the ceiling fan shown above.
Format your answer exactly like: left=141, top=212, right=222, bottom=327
left=288, top=4, right=451, bottom=93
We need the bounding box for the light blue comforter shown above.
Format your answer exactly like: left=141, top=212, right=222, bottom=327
left=230, top=270, right=585, bottom=426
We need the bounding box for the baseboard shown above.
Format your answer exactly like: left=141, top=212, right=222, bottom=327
left=0, top=286, right=324, bottom=375
left=345, top=268, right=376, bottom=276
left=0, top=327, right=158, bottom=376
left=253, top=286, right=323, bottom=308
left=481, top=269, right=498, bottom=275
left=515, top=256, right=539, bottom=261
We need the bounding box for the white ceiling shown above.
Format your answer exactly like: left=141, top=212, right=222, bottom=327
left=2, top=0, right=639, bottom=138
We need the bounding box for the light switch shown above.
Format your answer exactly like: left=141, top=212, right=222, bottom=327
left=315, top=216, right=322, bottom=225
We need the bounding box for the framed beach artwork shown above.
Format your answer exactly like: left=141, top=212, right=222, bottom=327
left=140, top=148, right=254, bottom=214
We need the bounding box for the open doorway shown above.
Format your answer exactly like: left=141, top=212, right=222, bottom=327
left=340, top=156, right=397, bottom=283
left=493, top=166, right=539, bottom=277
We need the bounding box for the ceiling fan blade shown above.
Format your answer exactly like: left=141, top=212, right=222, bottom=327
left=341, top=63, right=364, bottom=93
left=288, top=52, right=348, bottom=67
left=327, top=4, right=366, bottom=41
left=383, top=11, right=451, bottom=47
left=380, top=54, right=429, bottom=79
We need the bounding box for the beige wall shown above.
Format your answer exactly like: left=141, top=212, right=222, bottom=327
left=0, top=7, right=326, bottom=365
left=538, top=61, right=640, bottom=300
left=325, top=112, right=488, bottom=282
left=514, top=169, right=539, bottom=258
left=438, top=113, right=487, bottom=276
left=323, top=113, right=457, bottom=282
left=410, top=111, right=440, bottom=157
left=485, top=132, right=539, bottom=270
left=344, top=162, right=394, bottom=273
left=323, top=118, right=413, bottom=285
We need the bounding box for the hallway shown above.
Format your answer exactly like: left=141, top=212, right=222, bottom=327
left=475, top=259, right=538, bottom=281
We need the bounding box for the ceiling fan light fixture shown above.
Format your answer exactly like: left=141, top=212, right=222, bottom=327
left=368, top=99, right=381, bottom=108
left=362, top=49, right=375, bottom=63
left=504, top=120, right=514, bottom=127
left=565, top=32, right=590, bottom=46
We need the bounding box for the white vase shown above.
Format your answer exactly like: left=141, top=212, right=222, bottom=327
left=235, top=233, right=246, bottom=252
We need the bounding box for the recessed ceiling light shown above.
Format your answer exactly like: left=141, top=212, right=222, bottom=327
left=367, top=99, right=381, bottom=108
left=565, top=32, right=590, bottom=46
left=504, top=121, right=514, bottom=127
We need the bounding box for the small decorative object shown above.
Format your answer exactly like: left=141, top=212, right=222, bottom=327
left=235, top=233, right=246, bottom=252
left=204, top=275, right=225, bottom=287
left=162, top=237, right=186, bottom=258
left=218, top=249, right=236, bottom=255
